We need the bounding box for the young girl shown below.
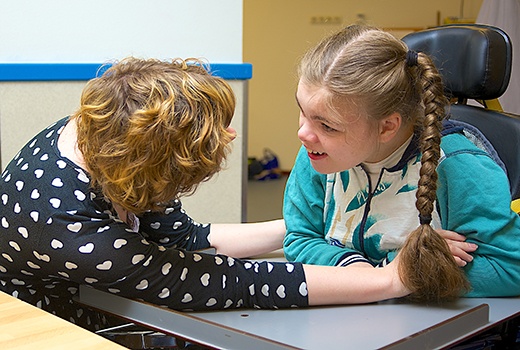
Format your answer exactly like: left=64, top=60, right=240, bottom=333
left=283, top=25, right=520, bottom=301
left=0, top=57, right=408, bottom=333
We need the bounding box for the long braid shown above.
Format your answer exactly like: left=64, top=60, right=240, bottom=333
left=398, top=52, right=470, bottom=302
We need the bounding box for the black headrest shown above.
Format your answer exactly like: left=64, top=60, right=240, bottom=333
left=402, top=24, right=512, bottom=101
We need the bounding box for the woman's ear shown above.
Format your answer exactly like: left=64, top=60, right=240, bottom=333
left=378, top=112, right=402, bottom=143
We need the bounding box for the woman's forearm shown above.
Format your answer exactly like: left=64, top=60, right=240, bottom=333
left=304, top=261, right=409, bottom=305
left=208, top=219, right=285, bottom=258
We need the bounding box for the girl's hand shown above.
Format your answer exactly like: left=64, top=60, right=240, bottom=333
left=436, top=229, right=478, bottom=267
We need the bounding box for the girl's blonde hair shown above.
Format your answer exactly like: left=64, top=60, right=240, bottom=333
left=74, top=57, right=236, bottom=214
left=299, top=25, right=470, bottom=301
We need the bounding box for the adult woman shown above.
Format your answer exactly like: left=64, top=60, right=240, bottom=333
left=0, top=57, right=407, bottom=332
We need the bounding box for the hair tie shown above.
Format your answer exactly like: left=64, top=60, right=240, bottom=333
left=419, top=214, right=432, bottom=225
left=406, top=50, right=419, bottom=67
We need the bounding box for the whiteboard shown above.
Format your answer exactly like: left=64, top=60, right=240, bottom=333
left=0, top=0, right=243, bottom=63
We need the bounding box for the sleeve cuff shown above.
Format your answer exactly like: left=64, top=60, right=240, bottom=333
left=336, top=252, right=372, bottom=267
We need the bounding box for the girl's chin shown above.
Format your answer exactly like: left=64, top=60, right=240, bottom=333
left=309, top=161, right=335, bottom=174
left=309, top=159, right=349, bottom=174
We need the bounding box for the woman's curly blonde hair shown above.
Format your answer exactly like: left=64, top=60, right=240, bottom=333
left=73, top=57, right=236, bottom=214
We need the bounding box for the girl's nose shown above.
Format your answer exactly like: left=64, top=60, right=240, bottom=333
left=297, top=118, right=313, bottom=143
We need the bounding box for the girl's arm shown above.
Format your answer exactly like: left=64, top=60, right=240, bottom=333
left=284, top=147, right=353, bottom=265
left=438, top=135, right=520, bottom=297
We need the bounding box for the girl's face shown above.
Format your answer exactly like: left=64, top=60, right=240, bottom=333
left=295, top=81, right=382, bottom=174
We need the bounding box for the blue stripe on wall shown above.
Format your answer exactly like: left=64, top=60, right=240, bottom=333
left=0, top=63, right=252, bottom=81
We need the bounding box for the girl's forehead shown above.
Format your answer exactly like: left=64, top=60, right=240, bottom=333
left=296, top=82, right=329, bottom=109
left=298, top=84, right=364, bottom=122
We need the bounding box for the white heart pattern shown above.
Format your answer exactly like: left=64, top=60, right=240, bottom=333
left=49, top=198, right=61, bottom=208
left=96, top=226, right=110, bottom=233
left=286, top=263, right=295, bottom=273
left=261, top=284, right=269, bottom=297
left=158, top=288, right=170, bottom=299
left=200, top=273, right=210, bottom=286
left=96, top=260, right=112, bottom=270
left=78, top=243, right=95, bottom=254
left=33, top=251, right=50, bottom=262
left=67, top=222, right=82, bottom=233
left=132, top=254, right=145, bottom=264
left=181, top=293, right=193, bottom=303
left=65, top=262, right=78, bottom=270
left=51, top=178, right=64, bottom=187
left=18, top=227, right=29, bottom=239
left=74, top=190, right=86, bottom=201
left=180, top=267, right=188, bottom=281
left=267, top=262, right=274, bottom=273
left=27, top=261, right=41, bottom=269
left=113, top=239, right=127, bottom=249
left=135, top=279, right=148, bottom=290
left=276, top=285, right=286, bottom=298
left=34, top=169, right=44, bottom=178
left=161, top=263, right=172, bottom=275
left=51, top=239, right=64, bottom=249
left=77, top=171, right=89, bottom=183
left=2, top=253, right=13, bottom=263
left=9, top=241, right=20, bottom=251
left=15, top=181, right=24, bottom=191
left=30, top=189, right=40, bottom=199
left=299, top=282, right=308, bottom=297
left=30, top=211, right=39, bottom=222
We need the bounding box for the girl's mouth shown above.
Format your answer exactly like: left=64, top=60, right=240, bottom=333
left=307, top=149, right=327, bottom=160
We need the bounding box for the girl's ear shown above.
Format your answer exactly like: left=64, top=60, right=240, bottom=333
left=378, top=112, right=402, bottom=143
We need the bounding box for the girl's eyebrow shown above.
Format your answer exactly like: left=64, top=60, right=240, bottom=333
left=295, top=90, right=343, bottom=129
left=294, top=92, right=304, bottom=114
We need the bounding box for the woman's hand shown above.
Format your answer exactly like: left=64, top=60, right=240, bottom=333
left=436, top=229, right=478, bottom=267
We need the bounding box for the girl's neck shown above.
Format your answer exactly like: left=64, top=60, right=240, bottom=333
left=362, top=134, right=413, bottom=189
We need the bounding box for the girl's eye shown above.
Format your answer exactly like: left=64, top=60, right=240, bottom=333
left=321, top=123, right=338, bottom=132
